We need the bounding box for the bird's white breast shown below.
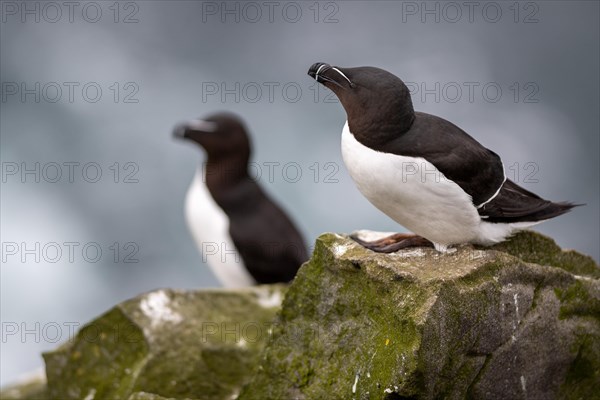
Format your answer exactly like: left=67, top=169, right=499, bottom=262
left=340, top=121, right=484, bottom=248
left=185, top=168, right=255, bottom=287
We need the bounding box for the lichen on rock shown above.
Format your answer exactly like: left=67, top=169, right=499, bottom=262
left=42, top=285, right=285, bottom=400
left=0, top=370, right=47, bottom=400
left=239, top=231, right=599, bottom=400
left=2, top=231, right=597, bottom=400
left=487, top=231, right=600, bottom=279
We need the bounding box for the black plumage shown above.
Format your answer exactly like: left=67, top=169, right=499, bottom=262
left=310, top=63, right=577, bottom=225
left=175, top=112, right=307, bottom=283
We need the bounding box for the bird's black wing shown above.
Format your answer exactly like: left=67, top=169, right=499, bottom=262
left=379, top=112, right=577, bottom=221
left=379, top=112, right=506, bottom=207
left=478, top=179, right=577, bottom=223
left=221, top=180, right=308, bottom=284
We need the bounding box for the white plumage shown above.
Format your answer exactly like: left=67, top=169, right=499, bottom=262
left=184, top=168, right=256, bottom=287
left=340, top=121, right=537, bottom=251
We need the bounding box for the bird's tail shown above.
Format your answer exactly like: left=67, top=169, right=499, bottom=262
left=478, top=179, right=583, bottom=223
left=520, top=201, right=582, bottom=222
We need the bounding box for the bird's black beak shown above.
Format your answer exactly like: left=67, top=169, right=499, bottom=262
left=307, top=62, right=353, bottom=89
left=173, top=123, right=188, bottom=140
left=173, top=119, right=218, bottom=140
left=308, top=62, right=330, bottom=83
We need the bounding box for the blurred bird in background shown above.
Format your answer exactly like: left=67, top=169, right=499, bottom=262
left=174, top=112, right=308, bottom=286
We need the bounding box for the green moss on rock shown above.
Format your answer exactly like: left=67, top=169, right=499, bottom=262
left=488, top=231, right=599, bottom=278
left=239, top=232, right=600, bottom=400
left=127, top=392, right=196, bottom=400
left=42, top=286, right=285, bottom=400
left=3, top=230, right=597, bottom=400
left=0, top=372, right=47, bottom=400
left=559, top=331, right=600, bottom=399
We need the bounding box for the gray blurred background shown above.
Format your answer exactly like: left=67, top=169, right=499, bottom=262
left=1, top=0, right=598, bottom=386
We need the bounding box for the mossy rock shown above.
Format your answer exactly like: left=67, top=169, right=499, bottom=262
left=127, top=392, right=195, bottom=400
left=0, top=372, right=47, bottom=400
left=239, top=231, right=599, bottom=400
left=3, top=231, right=597, bottom=400
left=42, top=286, right=285, bottom=400
left=488, top=230, right=599, bottom=278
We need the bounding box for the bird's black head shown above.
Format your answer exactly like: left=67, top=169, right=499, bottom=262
left=308, top=63, right=415, bottom=137
left=173, top=112, right=251, bottom=161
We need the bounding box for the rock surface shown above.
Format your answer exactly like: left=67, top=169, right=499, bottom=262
left=2, top=231, right=598, bottom=400
left=0, top=371, right=47, bottom=400
left=43, top=285, right=285, bottom=400
left=239, top=231, right=599, bottom=400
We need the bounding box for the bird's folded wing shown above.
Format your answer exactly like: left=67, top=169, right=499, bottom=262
left=386, top=112, right=506, bottom=206
left=477, top=179, right=576, bottom=223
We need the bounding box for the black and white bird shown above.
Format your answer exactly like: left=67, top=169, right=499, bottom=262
left=174, top=112, right=308, bottom=286
left=308, top=63, right=578, bottom=253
